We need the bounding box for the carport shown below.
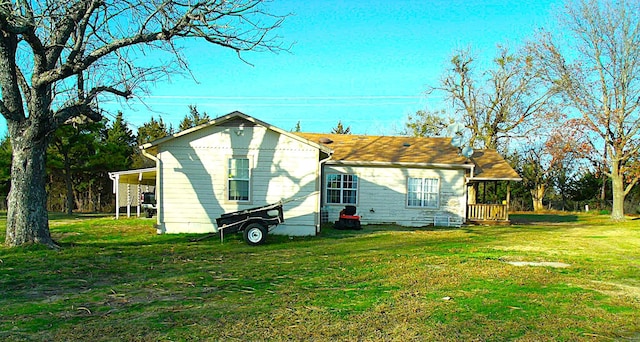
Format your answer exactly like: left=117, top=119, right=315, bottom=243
left=108, top=168, right=157, bottom=218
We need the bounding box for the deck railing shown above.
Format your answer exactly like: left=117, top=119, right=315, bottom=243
left=467, top=204, right=508, bottom=221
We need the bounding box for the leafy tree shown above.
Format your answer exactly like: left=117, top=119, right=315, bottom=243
left=570, top=171, right=610, bottom=208
left=517, top=145, right=551, bottom=212
left=531, top=0, right=640, bottom=220
left=404, top=109, right=453, bottom=137
left=179, top=105, right=211, bottom=131
left=546, top=125, right=592, bottom=211
left=430, top=47, right=557, bottom=150
left=1, top=0, right=287, bottom=247
left=516, top=122, right=591, bottom=211
left=331, top=121, right=351, bottom=135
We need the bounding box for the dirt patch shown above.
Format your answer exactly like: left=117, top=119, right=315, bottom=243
left=503, top=261, right=571, bottom=268
left=589, top=281, right=640, bottom=300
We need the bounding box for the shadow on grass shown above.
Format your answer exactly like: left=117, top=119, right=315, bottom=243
left=509, top=213, right=579, bottom=225
left=59, top=234, right=209, bottom=249
left=319, top=223, right=459, bottom=238
left=48, top=212, right=113, bottom=220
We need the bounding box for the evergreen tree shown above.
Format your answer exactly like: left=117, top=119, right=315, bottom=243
left=179, top=105, right=211, bottom=131
left=331, top=121, right=351, bottom=134
left=48, top=119, right=105, bottom=214
left=137, top=116, right=170, bottom=145
left=133, top=116, right=172, bottom=168
left=0, top=135, right=11, bottom=208
left=102, top=112, right=136, bottom=171
left=292, top=121, right=301, bottom=132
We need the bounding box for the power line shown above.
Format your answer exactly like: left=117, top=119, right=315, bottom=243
left=137, top=95, right=426, bottom=100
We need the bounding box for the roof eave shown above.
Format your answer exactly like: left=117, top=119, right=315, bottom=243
left=108, top=167, right=157, bottom=176
left=139, top=111, right=333, bottom=155
left=326, top=160, right=475, bottom=169
left=469, top=177, right=523, bottom=182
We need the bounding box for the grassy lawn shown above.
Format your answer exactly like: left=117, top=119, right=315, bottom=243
left=0, top=212, right=639, bottom=341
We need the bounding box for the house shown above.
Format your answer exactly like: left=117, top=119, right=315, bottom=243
left=113, top=111, right=520, bottom=235
left=295, top=132, right=520, bottom=227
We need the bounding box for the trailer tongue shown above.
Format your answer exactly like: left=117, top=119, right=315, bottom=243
left=215, top=201, right=284, bottom=245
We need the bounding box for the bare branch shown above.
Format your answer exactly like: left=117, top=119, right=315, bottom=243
left=530, top=0, right=640, bottom=218
left=430, top=46, right=557, bottom=150
left=31, top=0, right=287, bottom=89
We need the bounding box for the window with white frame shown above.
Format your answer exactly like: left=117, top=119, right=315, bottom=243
left=228, top=158, right=250, bottom=201
left=326, top=174, right=358, bottom=204
left=407, top=177, right=439, bottom=208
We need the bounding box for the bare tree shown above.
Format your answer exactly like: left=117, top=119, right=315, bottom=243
left=430, top=46, right=557, bottom=151
left=530, top=0, right=640, bottom=220
left=0, top=0, right=287, bottom=247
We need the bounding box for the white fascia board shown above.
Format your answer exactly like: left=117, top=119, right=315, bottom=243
left=108, top=167, right=157, bottom=176
left=468, top=177, right=523, bottom=182
left=325, top=160, right=474, bottom=170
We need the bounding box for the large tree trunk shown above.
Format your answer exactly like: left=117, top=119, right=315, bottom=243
left=610, top=161, right=625, bottom=221
left=531, top=184, right=545, bottom=212
left=5, top=124, right=56, bottom=247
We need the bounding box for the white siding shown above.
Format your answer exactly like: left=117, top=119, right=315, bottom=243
left=322, top=165, right=466, bottom=227
left=156, top=124, right=321, bottom=235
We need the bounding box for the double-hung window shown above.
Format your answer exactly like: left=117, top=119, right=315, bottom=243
left=326, top=174, right=358, bottom=204
left=407, top=177, right=439, bottom=208
left=228, top=158, right=250, bottom=201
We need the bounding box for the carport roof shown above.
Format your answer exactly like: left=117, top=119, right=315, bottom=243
left=108, top=167, right=156, bottom=186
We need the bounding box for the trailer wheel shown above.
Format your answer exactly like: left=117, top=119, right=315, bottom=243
left=243, top=222, right=267, bottom=245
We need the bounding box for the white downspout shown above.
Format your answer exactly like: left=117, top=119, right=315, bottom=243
left=317, top=152, right=333, bottom=234
left=141, top=147, right=162, bottom=234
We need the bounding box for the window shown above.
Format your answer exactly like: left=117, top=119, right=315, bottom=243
left=326, top=174, right=358, bottom=204
left=228, top=158, right=250, bottom=201
left=407, top=177, right=439, bottom=208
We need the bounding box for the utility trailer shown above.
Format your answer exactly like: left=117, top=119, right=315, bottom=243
left=215, top=202, right=284, bottom=245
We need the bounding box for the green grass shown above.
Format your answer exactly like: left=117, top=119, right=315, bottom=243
left=1, top=212, right=639, bottom=341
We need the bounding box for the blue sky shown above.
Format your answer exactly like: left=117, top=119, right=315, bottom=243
left=2, top=0, right=563, bottom=136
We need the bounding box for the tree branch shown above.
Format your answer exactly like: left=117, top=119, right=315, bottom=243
left=33, top=0, right=288, bottom=87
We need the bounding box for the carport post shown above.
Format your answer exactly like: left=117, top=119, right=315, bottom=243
left=114, top=174, right=120, bottom=219
left=137, top=183, right=141, bottom=217
left=126, top=184, right=131, bottom=218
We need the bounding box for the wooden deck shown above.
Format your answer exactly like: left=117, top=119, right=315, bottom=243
left=467, top=204, right=509, bottom=223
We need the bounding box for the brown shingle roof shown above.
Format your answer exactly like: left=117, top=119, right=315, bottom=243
left=469, top=150, right=521, bottom=181
left=296, top=133, right=521, bottom=181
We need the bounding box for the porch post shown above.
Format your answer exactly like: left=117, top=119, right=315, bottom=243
left=506, top=181, right=511, bottom=220
left=468, top=183, right=477, bottom=205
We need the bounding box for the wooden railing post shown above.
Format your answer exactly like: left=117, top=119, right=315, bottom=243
left=467, top=204, right=508, bottom=222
